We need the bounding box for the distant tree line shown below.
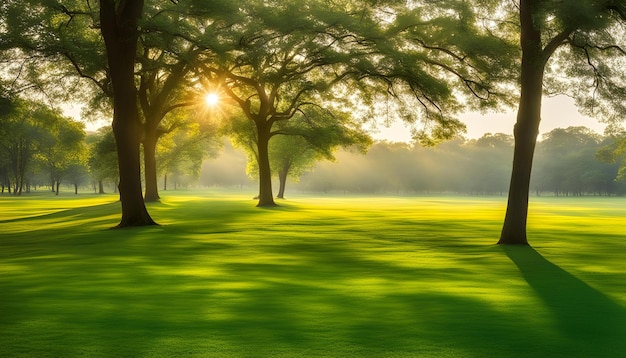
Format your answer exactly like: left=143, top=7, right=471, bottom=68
left=0, top=99, right=214, bottom=195
left=200, top=127, right=626, bottom=197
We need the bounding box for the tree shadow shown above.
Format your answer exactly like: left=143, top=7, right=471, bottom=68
left=0, top=202, right=119, bottom=225
left=503, top=245, right=626, bottom=356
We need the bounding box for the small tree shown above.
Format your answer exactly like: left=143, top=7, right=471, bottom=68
left=36, top=115, right=85, bottom=195
left=157, top=122, right=219, bottom=191
left=88, top=127, right=119, bottom=194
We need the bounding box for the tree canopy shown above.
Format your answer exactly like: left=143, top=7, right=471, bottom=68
left=1, top=0, right=625, bottom=241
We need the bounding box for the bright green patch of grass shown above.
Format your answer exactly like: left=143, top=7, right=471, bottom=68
left=1, top=192, right=626, bottom=357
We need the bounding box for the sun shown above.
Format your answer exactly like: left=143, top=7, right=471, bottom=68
left=205, top=93, right=219, bottom=106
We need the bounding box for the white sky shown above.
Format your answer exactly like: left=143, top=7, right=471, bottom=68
left=373, top=95, right=606, bottom=142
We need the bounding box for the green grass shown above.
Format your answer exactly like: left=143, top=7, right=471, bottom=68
left=1, top=191, right=626, bottom=357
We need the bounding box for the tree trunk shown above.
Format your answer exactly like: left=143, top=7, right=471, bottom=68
left=256, top=123, right=276, bottom=207
left=74, top=183, right=78, bottom=195
left=55, top=181, right=60, bottom=195
left=100, top=0, right=156, bottom=227
left=143, top=131, right=160, bottom=202
left=498, top=0, right=544, bottom=245
left=163, top=173, right=167, bottom=191
left=276, top=162, right=290, bottom=199
left=98, top=180, right=104, bottom=194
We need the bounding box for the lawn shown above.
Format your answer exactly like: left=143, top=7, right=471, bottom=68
left=1, top=191, right=626, bottom=357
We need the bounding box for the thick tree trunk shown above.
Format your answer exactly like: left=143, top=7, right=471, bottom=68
left=499, top=0, right=544, bottom=245
left=98, top=180, right=104, bottom=194
left=74, top=183, right=78, bottom=195
left=100, top=0, right=156, bottom=227
left=256, top=123, right=276, bottom=207
left=55, top=181, right=60, bottom=195
left=142, top=132, right=160, bottom=202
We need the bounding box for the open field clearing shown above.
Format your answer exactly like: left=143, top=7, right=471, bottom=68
left=1, top=192, right=626, bottom=357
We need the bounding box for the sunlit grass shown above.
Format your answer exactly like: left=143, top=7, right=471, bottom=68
left=1, top=191, right=625, bottom=357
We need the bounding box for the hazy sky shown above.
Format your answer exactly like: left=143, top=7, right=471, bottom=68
left=77, top=94, right=605, bottom=142
left=374, top=95, right=606, bottom=142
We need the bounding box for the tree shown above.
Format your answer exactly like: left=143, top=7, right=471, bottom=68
left=0, top=90, right=15, bottom=193
left=0, top=100, right=54, bottom=194
left=100, top=0, right=156, bottom=227
left=231, top=107, right=372, bottom=199
left=88, top=127, right=119, bottom=194
left=270, top=135, right=321, bottom=199
left=196, top=0, right=504, bottom=206
left=35, top=115, right=86, bottom=195
left=136, top=4, right=210, bottom=202
left=530, top=126, right=623, bottom=196
left=157, top=121, right=219, bottom=191
left=2, top=0, right=155, bottom=224
left=499, top=0, right=626, bottom=244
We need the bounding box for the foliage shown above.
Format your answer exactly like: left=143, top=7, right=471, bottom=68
left=288, top=128, right=624, bottom=196
left=156, top=121, right=220, bottom=189
left=183, top=0, right=513, bottom=204
left=0, top=0, right=108, bottom=111
left=33, top=111, right=86, bottom=194
left=533, top=127, right=612, bottom=196
left=87, top=126, right=119, bottom=192
left=0, top=99, right=85, bottom=194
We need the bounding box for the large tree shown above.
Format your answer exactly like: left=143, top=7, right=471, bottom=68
left=499, top=0, right=626, bottom=244
left=100, top=0, right=156, bottom=227
left=136, top=6, right=208, bottom=202
left=232, top=109, right=372, bottom=199
left=1, top=0, right=221, bottom=204
left=2, top=0, right=156, bottom=225
left=197, top=0, right=505, bottom=206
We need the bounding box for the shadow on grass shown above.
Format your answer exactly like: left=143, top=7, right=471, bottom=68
left=4, top=195, right=626, bottom=357
left=504, top=245, right=626, bottom=355
left=0, top=202, right=119, bottom=225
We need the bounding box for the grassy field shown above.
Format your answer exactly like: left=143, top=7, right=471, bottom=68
left=1, top=191, right=626, bottom=357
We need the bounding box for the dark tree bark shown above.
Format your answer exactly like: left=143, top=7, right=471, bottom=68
left=499, top=0, right=572, bottom=244
left=256, top=122, right=276, bottom=207
left=137, top=51, right=194, bottom=204
left=98, top=180, right=104, bottom=194
left=100, top=0, right=157, bottom=227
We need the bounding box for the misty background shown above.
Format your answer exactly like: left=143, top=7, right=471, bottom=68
left=199, top=126, right=626, bottom=197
